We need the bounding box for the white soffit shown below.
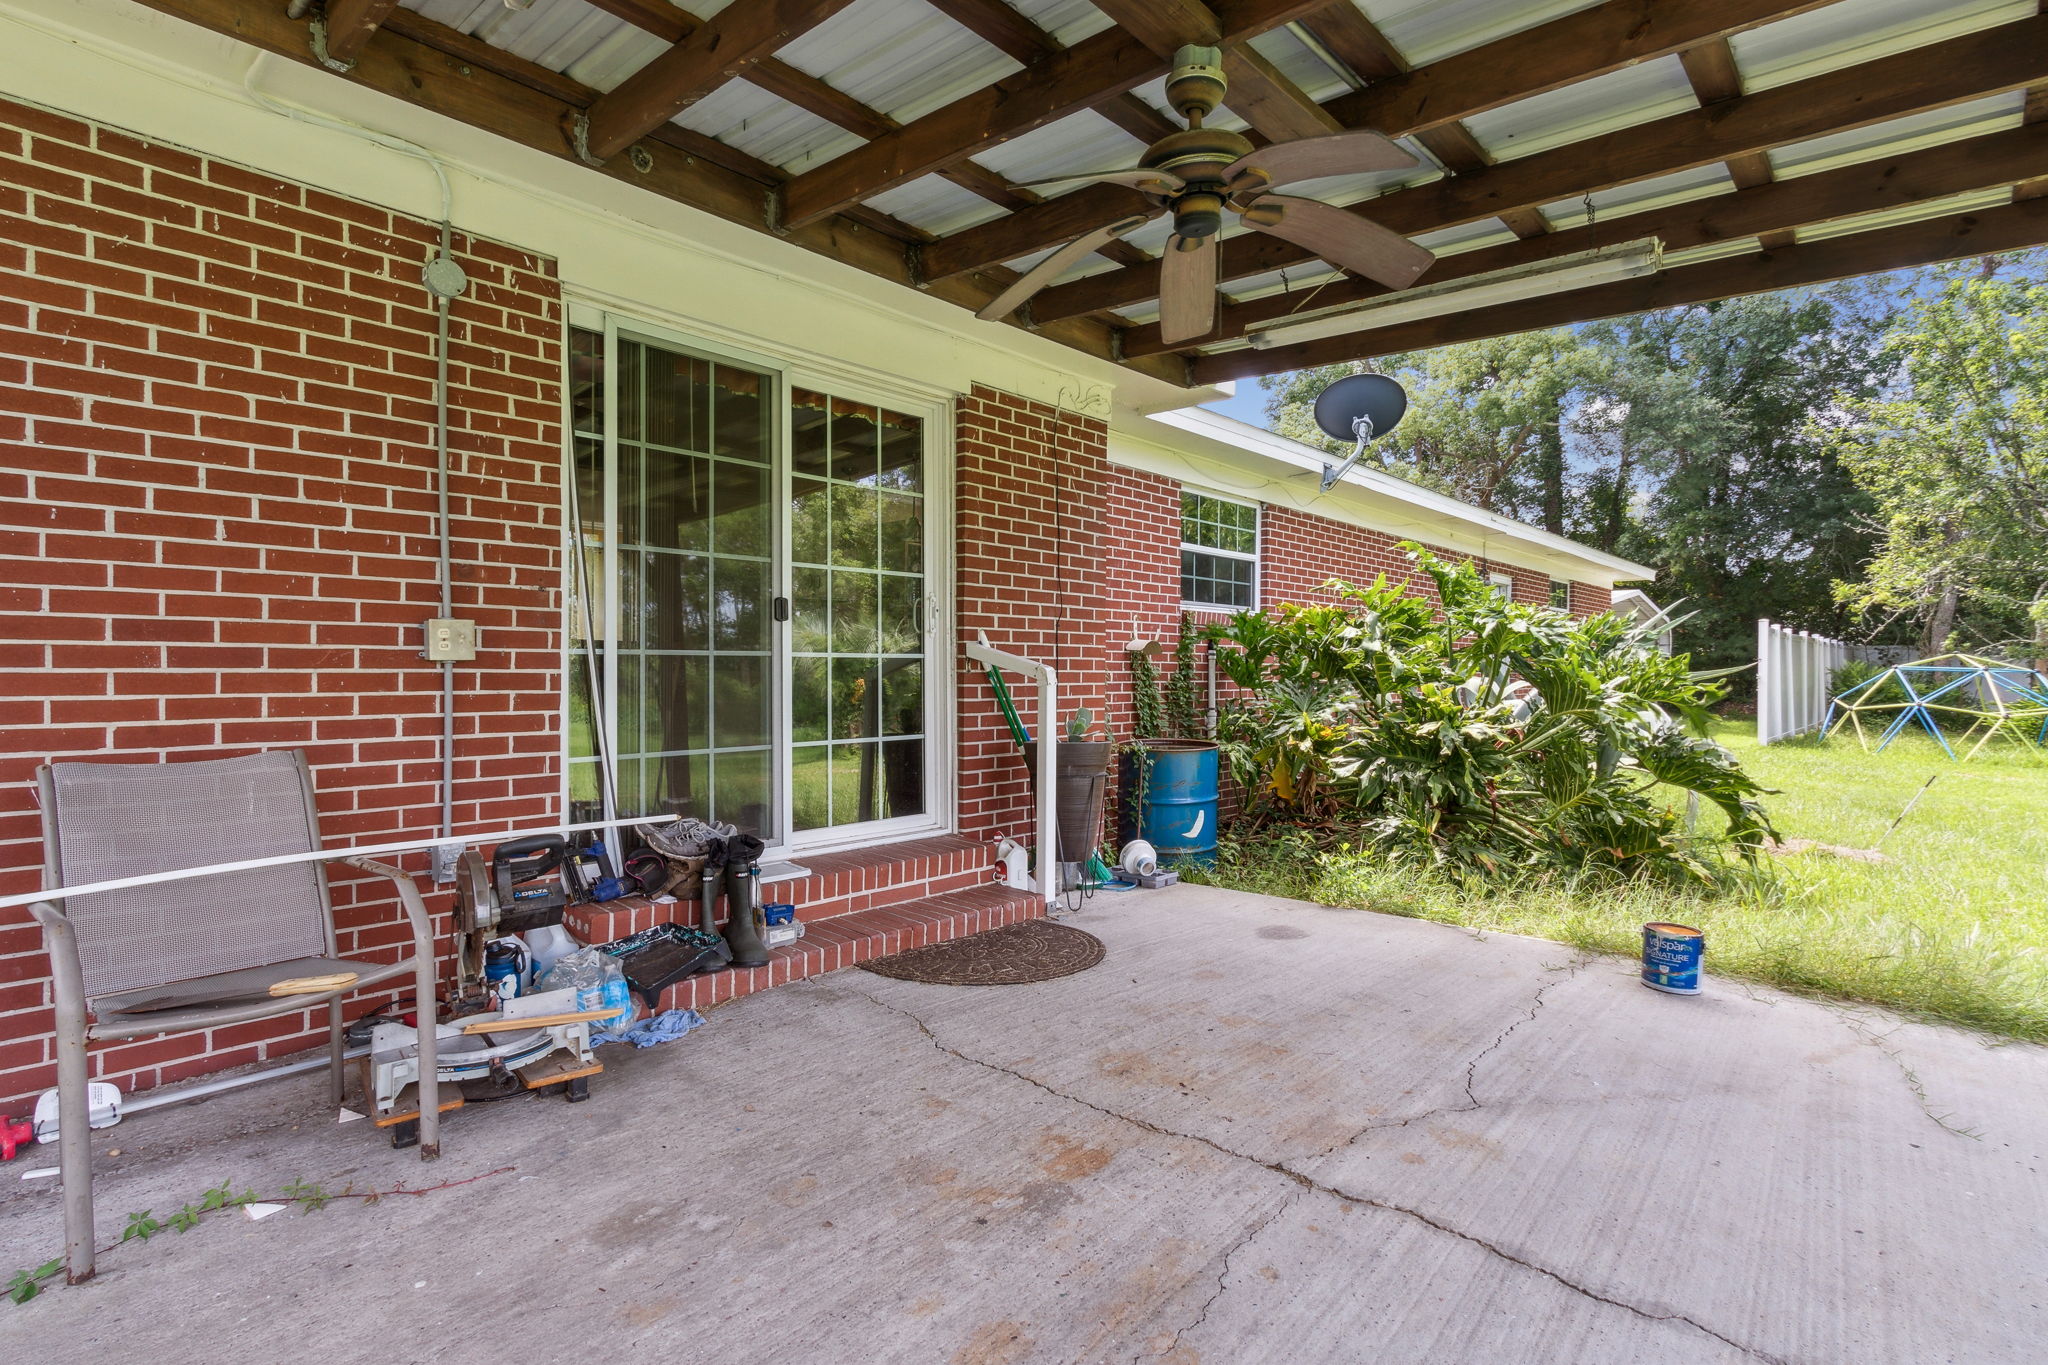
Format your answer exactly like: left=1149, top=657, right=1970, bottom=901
left=864, top=175, right=1007, bottom=238
left=1768, top=93, right=2027, bottom=178
left=1460, top=56, right=1699, bottom=163
left=1539, top=164, right=1739, bottom=231
left=1793, top=186, right=2017, bottom=245
left=1730, top=0, right=2036, bottom=92
left=777, top=0, right=1014, bottom=125
left=1356, top=0, right=1607, bottom=69
left=676, top=82, right=859, bottom=171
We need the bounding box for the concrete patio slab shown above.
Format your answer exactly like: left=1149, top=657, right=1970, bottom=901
left=3, top=883, right=2042, bottom=1364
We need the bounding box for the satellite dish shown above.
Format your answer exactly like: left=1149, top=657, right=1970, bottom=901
left=1309, top=373, right=1407, bottom=493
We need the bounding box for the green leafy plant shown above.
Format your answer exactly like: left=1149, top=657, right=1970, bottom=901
left=1165, top=611, right=1204, bottom=740
left=1205, top=545, right=1775, bottom=885
left=8, top=1166, right=514, bottom=1307
left=6, top=1260, right=62, bottom=1305
left=1128, top=646, right=1164, bottom=741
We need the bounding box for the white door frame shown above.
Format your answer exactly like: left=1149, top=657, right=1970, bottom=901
left=560, top=300, right=956, bottom=858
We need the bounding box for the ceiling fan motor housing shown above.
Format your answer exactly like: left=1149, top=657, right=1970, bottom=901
left=1165, top=45, right=1227, bottom=122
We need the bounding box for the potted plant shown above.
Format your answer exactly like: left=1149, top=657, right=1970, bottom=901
left=1121, top=612, right=1220, bottom=866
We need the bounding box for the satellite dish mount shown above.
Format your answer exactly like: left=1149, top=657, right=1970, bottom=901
left=1309, top=373, right=1408, bottom=495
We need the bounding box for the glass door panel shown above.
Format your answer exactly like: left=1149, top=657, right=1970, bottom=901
left=610, top=335, right=776, bottom=836
left=790, top=390, right=926, bottom=833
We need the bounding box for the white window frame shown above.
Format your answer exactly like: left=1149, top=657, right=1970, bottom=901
left=1548, top=579, right=1572, bottom=611
left=1487, top=571, right=1515, bottom=603
left=1179, top=485, right=1261, bottom=612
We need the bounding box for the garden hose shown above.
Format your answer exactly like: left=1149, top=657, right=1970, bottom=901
left=986, top=665, right=1031, bottom=748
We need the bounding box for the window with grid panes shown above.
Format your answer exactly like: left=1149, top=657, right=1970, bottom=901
left=1549, top=580, right=1572, bottom=610
left=1180, top=489, right=1258, bottom=610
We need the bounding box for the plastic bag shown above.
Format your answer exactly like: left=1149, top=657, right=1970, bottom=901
left=537, top=947, right=635, bottom=1032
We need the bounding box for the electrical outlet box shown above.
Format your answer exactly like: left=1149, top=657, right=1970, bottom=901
left=422, top=617, right=478, bottom=661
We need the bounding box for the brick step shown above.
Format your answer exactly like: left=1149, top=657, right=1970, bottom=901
left=650, top=884, right=1042, bottom=1013
left=565, top=832, right=994, bottom=946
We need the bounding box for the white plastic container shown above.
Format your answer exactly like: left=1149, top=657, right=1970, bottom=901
left=523, top=923, right=579, bottom=980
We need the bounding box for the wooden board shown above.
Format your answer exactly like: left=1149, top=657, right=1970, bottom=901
left=519, top=1055, right=604, bottom=1090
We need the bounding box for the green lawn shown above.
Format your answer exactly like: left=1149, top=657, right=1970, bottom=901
left=1196, top=720, right=2048, bottom=1041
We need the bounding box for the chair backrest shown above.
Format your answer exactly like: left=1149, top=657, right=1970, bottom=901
left=39, top=750, right=334, bottom=999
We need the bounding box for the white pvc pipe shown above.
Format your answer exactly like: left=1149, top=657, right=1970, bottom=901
left=967, top=633, right=1060, bottom=907
left=0, top=813, right=678, bottom=912
left=122, top=1047, right=370, bottom=1115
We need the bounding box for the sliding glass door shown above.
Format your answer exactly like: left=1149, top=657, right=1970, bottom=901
left=566, top=317, right=942, bottom=851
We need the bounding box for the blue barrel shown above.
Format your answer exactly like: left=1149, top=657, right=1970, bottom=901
left=1642, top=922, right=1705, bottom=994
left=1130, top=741, right=1219, bottom=867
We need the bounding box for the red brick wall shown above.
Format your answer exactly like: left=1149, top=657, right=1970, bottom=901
left=954, top=386, right=1109, bottom=844
left=0, top=98, right=564, bottom=1108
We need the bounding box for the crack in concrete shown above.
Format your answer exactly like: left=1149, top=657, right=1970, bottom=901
left=1316, top=954, right=1591, bottom=1151
left=1133, top=1190, right=1298, bottom=1364
left=844, top=979, right=1782, bottom=1365
left=1824, top=1005, right=1984, bottom=1141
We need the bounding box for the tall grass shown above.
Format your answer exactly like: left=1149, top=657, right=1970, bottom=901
left=1191, top=721, right=2048, bottom=1042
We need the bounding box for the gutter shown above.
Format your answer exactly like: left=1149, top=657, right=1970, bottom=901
left=1136, top=406, right=1657, bottom=585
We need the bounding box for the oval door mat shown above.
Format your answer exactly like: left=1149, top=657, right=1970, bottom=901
left=861, top=919, right=1105, bottom=986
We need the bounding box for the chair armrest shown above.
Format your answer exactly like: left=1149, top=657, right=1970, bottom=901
left=27, top=898, right=71, bottom=931
left=333, top=856, right=438, bottom=956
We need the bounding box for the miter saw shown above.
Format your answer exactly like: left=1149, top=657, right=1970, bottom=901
left=453, top=834, right=571, bottom=992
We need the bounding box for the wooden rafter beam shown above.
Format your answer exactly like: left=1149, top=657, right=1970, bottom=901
left=1090, top=0, right=1339, bottom=141
left=1023, top=12, right=2048, bottom=323
left=1119, top=121, right=2048, bottom=355
left=125, top=0, right=1188, bottom=384
left=578, top=0, right=1116, bottom=235
left=579, top=0, right=858, bottom=162
left=380, top=7, right=926, bottom=245
left=920, top=0, right=1840, bottom=283
left=319, top=0, right=400, bottom=63
left=923, top=0, right=1179, bottom=145
left=1679, top=38, right=1777, bottom=197
left=1191, top=195, right=2048, bottom=382
left=778, top=0, right=1329, bottom=229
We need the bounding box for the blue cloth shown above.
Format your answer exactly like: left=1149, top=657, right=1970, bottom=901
left=594, top=1008, right=706, bottom=1049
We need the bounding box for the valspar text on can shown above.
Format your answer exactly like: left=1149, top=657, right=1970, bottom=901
left=1641, top=922, right=1705, bottom=995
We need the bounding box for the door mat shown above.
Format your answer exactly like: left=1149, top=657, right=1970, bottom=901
left=860, top=920, right=1104, bottom=986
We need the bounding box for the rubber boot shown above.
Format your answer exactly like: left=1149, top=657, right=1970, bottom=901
left=697, top=839, right=732, bottom=967
left=721, top=860, right=769, bottom=968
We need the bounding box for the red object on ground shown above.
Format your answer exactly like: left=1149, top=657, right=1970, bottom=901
left=0, top=1116, right=34, bottom=1162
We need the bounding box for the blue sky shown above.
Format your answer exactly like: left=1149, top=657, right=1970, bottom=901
left=1200, top=380, right=1275, bottom=429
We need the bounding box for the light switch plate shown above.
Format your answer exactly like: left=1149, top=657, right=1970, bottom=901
left=422, top=617, right=478, bottom=661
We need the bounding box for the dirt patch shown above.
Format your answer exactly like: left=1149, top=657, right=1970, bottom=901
left=1768, top=838, right=1889, bottom=863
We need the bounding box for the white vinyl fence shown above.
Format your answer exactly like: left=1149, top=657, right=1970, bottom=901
left=1756, top=619, right=1849, bottom=744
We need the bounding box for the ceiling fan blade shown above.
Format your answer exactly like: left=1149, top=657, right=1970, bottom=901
left=1224, top=131, right=1417, bottom=192
left=1012, top=169, right=1185, bottom=197
left=1242, top=195, right=1434, bottom=291
left=1157, top=235, right=1219, bottom=345
left=975, top=211, right=1163, bottom=323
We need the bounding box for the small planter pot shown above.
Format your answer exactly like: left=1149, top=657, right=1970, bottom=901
left=1121, top=739, right=1219, bottom=867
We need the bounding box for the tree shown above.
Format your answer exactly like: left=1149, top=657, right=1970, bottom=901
left=1577, top=292, right=1887, bottom=673
left=1823, top=262, right=2048, bottom=661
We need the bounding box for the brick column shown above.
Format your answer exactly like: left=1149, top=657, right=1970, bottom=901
left=954, top=385, right=1109, bottom=842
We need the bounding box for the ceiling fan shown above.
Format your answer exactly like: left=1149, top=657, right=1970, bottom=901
left=975, top=45, right=1437, bottom=346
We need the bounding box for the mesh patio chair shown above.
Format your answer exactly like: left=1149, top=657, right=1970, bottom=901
left=29, top=749, right=441, bottom=1283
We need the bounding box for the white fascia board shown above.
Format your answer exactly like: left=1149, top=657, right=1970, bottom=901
left=1118, top=407, right=1656, bottom=587
left=0, top=0, right=1222, bottom=420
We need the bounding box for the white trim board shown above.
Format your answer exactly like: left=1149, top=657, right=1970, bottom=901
left=1112, top=408, right=1655, bottom=588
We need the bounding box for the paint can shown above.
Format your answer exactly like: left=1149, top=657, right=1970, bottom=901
left=1641, top=922, right=1704, bottom=995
